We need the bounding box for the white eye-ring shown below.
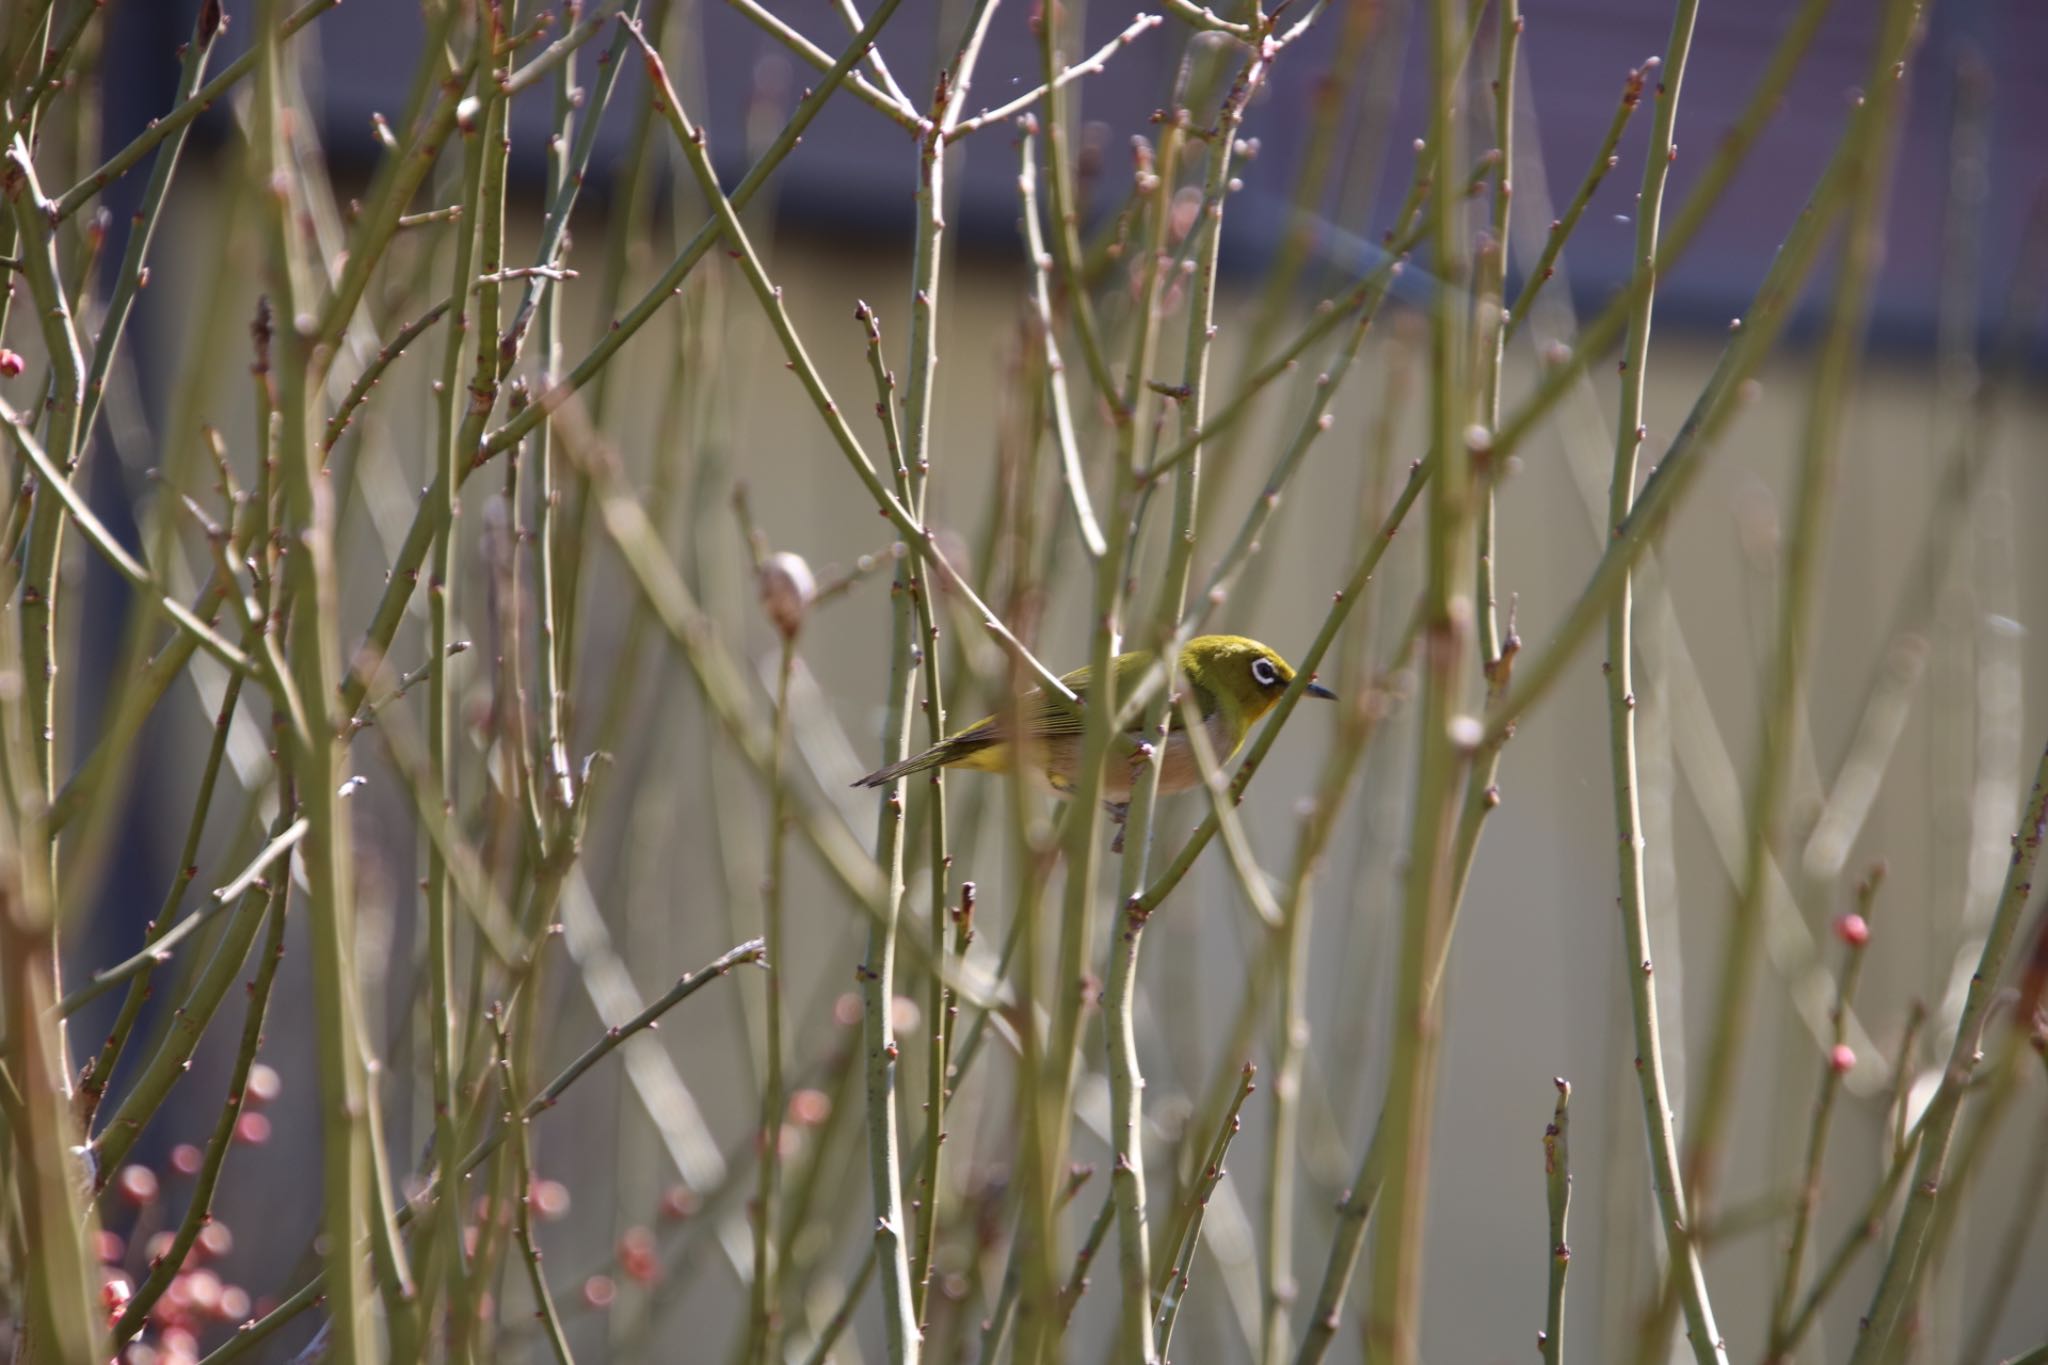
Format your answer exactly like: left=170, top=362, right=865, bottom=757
left=1251, top=657, right=1279, bottom=687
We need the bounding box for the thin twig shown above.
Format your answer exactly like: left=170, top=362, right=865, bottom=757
left=323, top=299, right=453, bottom=450
left=499, top=1014, right=578, bottom=1365
left=1775, top=1104, right=1927, bottom=1355
left=1139, top=458, right=1430, bottom=915
left=1766, top=867, right=1882, bottom=1357
left=1059, top=1188, right=1117, bottom=1324
left=722, top=0, right=922, bottom=128
left=946, top=14, right=1163, bottom=141
left=255, top=0, right=376, bottom=1344
left=1016, top=122, right=1107, bottom=558
left=211, top=817, right=310, bottom=904
left=798, top=1247, right=880, bottom=1365
left=110, top=868, right=292, bottom=1349
left=87, top=808, right=298, bottom=1181
left=1502, top=60, right=1646, bottom=343
left=1594, top=0, right=1726, bottom=1356
left=196, top=939, right=769, bottom=1363
left=50, top=0, right=339, bottom=224
left=1539, top=1079, right=1572, bottom=1365
left=1685, top=0, right=1918, bottom=1240
left=76, top=0, right=222, bottom=451
left=1154, top=1062, right=1257, bottom=1352
left=1851, top=736, right=2048, bottom=1362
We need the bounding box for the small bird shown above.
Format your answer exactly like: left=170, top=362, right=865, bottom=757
left=854, top=635, right=1334, bottom=818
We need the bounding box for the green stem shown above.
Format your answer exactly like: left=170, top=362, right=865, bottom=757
left=110, top=852, right=292, bottom=1348
left=1684, top=0, right=1916, bottom=1231
left=1258, top=434, right=1398, bottom=1365
left=0, top=497, right=102, bottom=1361
left=1110, top=44, right=1266, bottom=1365
left=1364, top=4, right=1477, bottom=1355
left=501, top=1015, right=578, bottom=1365
left=859, top=564, right=924, bottom=1365
left=69, top=653, right=244, bottom=1122
left=1017, top=123, right=1107, bottom=557
left=1483, top=0, right=1839, bottom=469
left=724, top=0, right=921, bottom=128
left=1851, top=735, right=2048, bottom=1363
left=1154, top=1062, right=1257, bottom=1352
left=1595, top=0, right=1726, bottom=1357
left=1040, top=97, right=1180, bottom=1365
left=1540, top=1080, right=1572, bottom=1365
left=87, top=796, right=294, bottom=1178
left=197, top=939, right=767, bottom=1365
left=0, top=400, right=253, bottom=675
left=946, top=13, right=1160, bottom=140
left=1502, top=59, right=1644, bottom=344
left=1033, top=0, right=1121, bottom=414
left=1478, top=39, right=1910, bottom=755
left=324, top=299, right=452, bottom=451
left=1142, top=458, right=1430, bottom=918
left=313, top=23, right=476, bottom=359
left=421, top=34, right=491, bottom=1349
left=256, top=0, right=375, bottom=1351
left=799, top=1248, right=881, bottom=1365
left=899, top=20, right=996, bottom=1311
left=49, top=0, right=339, bottom=223
left=1059, top=1188, right=1117, bottom=1324
left=1766, top=867, right=1881, bottom=1358
left=75, top=0, right=219, bottom=449
left=1959, top=1083, right=2048, bottom=1365
left=337, top=0, right=909, bottom=722
left=748, top=640, right=797, bottom=1361
left=5, top=142, right=87, bottom=818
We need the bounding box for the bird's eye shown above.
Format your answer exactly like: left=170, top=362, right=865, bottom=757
left=1251, top=657, right=1279, bottom=687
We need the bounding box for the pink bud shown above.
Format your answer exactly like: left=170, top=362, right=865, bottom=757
left=116, top=1165, right=159, bottom=1206
left=0, top=349, right=22, bottom=379
left=233, top=1112, right=271, bottom=1146
left=1829, top=1044, right=1856, bottom=1073
left=179, top=1269, right=223, bottom=1316
left=617, top=1226, right=659, bottom=1284
left=659, top=1185, right=698, bottom=1221
left=529, top=1179, right=570, bottom=1222
left=1834, top=912, right=1870, bottom=947
left=787, top=1088, right=832, bottom=1127
left=582, top=1274, right=617, bottom=1310
left=195, top=1222, right=233, bottom=1261
left=244, top=1063, right=281, bottom=1105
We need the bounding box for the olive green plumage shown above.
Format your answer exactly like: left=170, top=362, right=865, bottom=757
left=854, top=634, right=1334, bottom=799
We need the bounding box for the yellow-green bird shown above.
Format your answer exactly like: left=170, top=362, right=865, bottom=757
left=854, top=634, right=1334, bottom=806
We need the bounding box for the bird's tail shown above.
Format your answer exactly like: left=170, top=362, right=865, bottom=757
left=852, top=744, right=950, bottom=788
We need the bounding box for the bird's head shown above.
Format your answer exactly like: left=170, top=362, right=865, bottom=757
left=1179, top=634, right=1335, bottom=730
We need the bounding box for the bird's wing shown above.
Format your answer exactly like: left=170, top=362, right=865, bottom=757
left=944, top=654, right=1123, bottom=746
left=1112, top=651, right=1219, bottom=734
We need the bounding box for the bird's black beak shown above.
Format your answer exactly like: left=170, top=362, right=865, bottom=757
left=1305, top=680, right=1337, bottom=700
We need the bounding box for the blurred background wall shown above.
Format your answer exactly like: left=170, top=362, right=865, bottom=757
left=65, top=0, right=2048, bottom=1360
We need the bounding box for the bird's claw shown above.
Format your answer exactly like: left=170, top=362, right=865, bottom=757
left=1106, top=800, right=1130, bottom=854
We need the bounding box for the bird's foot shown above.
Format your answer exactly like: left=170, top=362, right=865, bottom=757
left=1106, top=800, right=1130, bottom=854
